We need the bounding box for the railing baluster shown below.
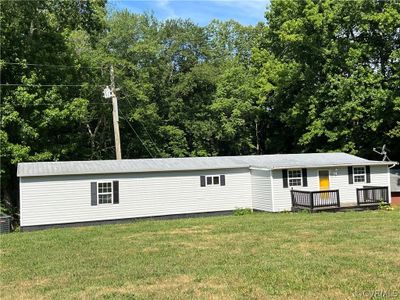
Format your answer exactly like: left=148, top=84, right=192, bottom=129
left=356, top=186, right=389, bottom=206
left=292, top=189, right=345, bottom=210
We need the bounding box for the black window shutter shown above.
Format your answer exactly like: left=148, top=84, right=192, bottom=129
left=200, top=176, right=206, bottom=187
left=348, top=167, right=353, bottom=184
left=113, top=181, right=119, bottom=204
left=366, top=166, right=371, bottom=183
left=91, top=182, right=97, bottom=206
left=282, top=169, right=288, bottom=188
left=302, top=168, right=308, bottom=187
left=220, top=175, right=226, bottom=186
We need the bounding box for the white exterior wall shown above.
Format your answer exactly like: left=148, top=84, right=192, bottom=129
left=271, top=165, right=390, bottom=212
left=250, top=169, right=273, bottom=211
left=20, top=168, right=252, bottom=227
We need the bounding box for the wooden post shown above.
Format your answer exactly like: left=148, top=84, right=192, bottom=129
left=310, top=192, right=314, bottom=210
left=110, top=65, right=122, bottom=160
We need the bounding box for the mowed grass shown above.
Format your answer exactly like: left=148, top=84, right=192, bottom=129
left=1, top=210, right=400, bottom=299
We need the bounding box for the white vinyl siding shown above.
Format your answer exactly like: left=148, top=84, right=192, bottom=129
left=20, top=168, right=251, bottom=227
left=250, top=169, right=273, bottom=211
left=271, top=165, right=390, bottom=212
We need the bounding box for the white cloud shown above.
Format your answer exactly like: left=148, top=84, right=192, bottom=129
left=155, top=0, right=177, bottom=19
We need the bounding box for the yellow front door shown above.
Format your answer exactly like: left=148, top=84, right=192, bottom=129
left=319, top=170, right=330, bottom=190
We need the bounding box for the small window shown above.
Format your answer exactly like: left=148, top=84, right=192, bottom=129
left=203, top=175, right=225, bottom=186
left=288, top=169, right=302, bottom=187
left=353, top=167, right=366, bottom=183
left=397, top=178, right=400, bottom=186
left=98, top=182, right=113, bottom=204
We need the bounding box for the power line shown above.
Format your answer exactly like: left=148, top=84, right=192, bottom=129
left=138, top=119, right=162, bottom=155
left=2, top=62, right=104, bottom=70
left=0, top=83, right=106, bottom=87
left=119, top=110, right=155, bottom=158
left=122, top=95, right=162, bottom=156
left=1, top=102, right=112, bottom=107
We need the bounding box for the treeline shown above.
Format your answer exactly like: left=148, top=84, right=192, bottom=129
left=1, top=0, right=399, bottom=216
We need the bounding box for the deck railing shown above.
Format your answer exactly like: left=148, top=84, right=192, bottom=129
left=356, top=187, right=389, bottom=205
left=291, top=189, right=340, bottom=210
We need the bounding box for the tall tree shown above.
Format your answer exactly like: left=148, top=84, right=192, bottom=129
left=255, top=0, right=400, bottom=158
left=0, top=0, right=107, bottom=215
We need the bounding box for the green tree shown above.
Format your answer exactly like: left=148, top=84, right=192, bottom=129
left=256, top=0, right=400, bottom=157
left=0, top=0, right=107, bottom=215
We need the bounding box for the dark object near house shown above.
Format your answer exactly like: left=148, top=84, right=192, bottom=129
left=390, top=169, right=400, bottom=206
left=0, top=215, right=12, bottom=234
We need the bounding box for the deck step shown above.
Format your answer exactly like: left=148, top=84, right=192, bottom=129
left=293, top=205, right=379, bottom=213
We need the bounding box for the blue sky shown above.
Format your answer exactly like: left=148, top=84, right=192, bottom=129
left=108, top=0, right=269, bottom=26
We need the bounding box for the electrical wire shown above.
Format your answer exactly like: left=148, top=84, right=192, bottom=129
left=0, top=83, right=105, bottom=87
left=1, top=102, right=111, bottom=107
left=2, top=62, right=104, bottom=70
left=119, top=110, right=155, bottom=158
left=122, top=95, right=162, bottom=156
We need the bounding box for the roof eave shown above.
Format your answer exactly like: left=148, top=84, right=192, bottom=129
left=269, top=161, right=398, bottom=170
left=17, top=164, right=250, bottom=178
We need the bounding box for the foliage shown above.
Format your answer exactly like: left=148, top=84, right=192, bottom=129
left=0, top=0, right=107, bottom=216
left=1, top=0, right=399, bottom=217
left=378, top=200, right=394, bottom=211
left=257, top=0, right=400, bottom=155
left=233, top=207, right=253, bottom=216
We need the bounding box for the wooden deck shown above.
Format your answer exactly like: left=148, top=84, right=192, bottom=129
left=291, top=187, right=389, bottom=213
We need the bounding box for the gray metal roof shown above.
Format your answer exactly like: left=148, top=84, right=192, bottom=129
left=17, top=152, right=396, bottom=177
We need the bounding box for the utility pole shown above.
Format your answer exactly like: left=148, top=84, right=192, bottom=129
left=108, top=65, right=122, bottom=160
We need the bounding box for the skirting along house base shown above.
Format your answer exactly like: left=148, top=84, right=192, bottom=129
left=17, top=153, right=397, bottom=231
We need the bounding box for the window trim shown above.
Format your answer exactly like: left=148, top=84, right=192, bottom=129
left=204, top=175, right=225, bottom=186
left=288, top=169, right=302, bottom=187
left=353, top=166, right=366, bottom=183
left=97, top=181, right=113, bottom=205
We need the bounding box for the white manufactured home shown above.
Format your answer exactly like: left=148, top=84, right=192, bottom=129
left=17, top=153, right=396, bottom=230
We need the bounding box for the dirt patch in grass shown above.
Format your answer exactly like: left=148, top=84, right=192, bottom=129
left=142, top=247, right=160, bottom=253
left=122, top=225, right=215, bottom=240
left=85, top=275, right=234, bottom=299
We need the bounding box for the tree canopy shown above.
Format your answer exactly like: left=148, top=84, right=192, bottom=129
left=1, top=0, right=399, bottom=217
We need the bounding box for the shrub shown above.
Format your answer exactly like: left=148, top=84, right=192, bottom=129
left=233, top=208, right=253, bottom=216
left=378, top=201, right=393, bottom=211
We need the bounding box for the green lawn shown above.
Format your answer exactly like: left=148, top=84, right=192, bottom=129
left=1, top=210, right=399, bottom=299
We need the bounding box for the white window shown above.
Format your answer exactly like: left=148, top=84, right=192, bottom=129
left=353, top=167, right=366, bottom=183
left=288, top=169, right=302, bottom=186
left=98, top=182, right=113, bottom=204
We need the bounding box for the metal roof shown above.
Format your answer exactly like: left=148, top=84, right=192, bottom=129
left=17, top=152, right=396, bottom=177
